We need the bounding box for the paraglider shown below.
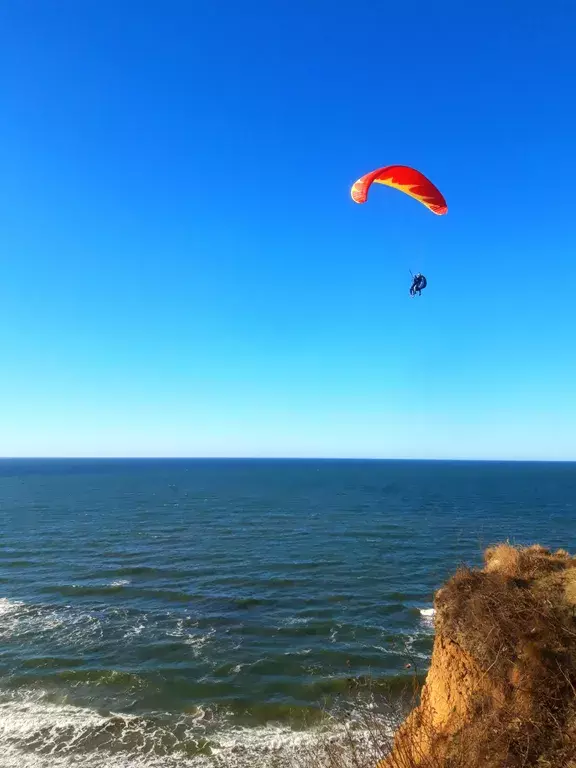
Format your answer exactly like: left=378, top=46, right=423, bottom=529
left=410, top=273, right=427, bottom=297
left=350, top=165, right=446, bottom=297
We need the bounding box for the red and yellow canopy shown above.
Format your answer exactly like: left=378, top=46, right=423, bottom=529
left=351, top=165, right=447, bottom=215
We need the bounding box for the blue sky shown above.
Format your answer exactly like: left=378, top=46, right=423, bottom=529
left=1, top=0, right=575, bottom=459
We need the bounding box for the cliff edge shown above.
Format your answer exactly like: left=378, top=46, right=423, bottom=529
left=381, top=544, right=576, bottom=768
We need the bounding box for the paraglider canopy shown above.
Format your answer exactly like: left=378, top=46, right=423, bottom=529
left=351, top=165, right=447, bottom=215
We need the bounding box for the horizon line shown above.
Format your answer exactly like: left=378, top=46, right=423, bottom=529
left=1, top=456, right=575, bottom=463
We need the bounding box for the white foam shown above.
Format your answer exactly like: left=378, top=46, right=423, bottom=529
left=167, top=620, right=217, bottom=657
left=280, top=616, right=310, bottom=627
left=0, top=597, right=24, bottom=620
left=0, top=597, right=25, bottom=616
left=403, top=634, right=431, bottom=661
left=123, top=621, right=147, bottom=640
left=0, top=597, right=103, bottom=648
left=419, top=608, right=435, bottom=628
left=0, top=690, right=395, bottom=768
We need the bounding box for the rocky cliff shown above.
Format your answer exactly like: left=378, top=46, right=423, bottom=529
left=381, top=544, right=576, bottom=768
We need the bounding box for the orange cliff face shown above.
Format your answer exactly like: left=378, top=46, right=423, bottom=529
left=379, top=544, right=576, bottom=768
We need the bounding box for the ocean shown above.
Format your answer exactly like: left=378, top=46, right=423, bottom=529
left=1, top=459, right=575, bottom=767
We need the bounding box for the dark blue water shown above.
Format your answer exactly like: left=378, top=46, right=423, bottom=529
left=1, top=459, right=575, bottom=766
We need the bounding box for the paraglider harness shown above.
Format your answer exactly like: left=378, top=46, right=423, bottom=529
left=410, top=273, right=427, bottom=297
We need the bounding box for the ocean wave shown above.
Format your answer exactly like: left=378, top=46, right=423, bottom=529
left=0, top=689, right=395, bottom=768
left=377, top=609, right=435, bottom=665
left=166, top=619, right=217, bottom=657
left=419, top=607, right=436, bottom=628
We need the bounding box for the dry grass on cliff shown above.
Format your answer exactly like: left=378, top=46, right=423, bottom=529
left=438, top=544, right=576, bottom=684
left=401, top=543, right=576, bottom=768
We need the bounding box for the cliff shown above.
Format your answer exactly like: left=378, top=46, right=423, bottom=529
left=380, top=544, right=576, bottom=768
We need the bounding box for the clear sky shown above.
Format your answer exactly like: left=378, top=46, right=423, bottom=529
left=1, top=0, right=575, bottom=460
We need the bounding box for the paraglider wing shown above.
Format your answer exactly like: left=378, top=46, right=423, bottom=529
left=351, top=165, right=447, bottom=215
